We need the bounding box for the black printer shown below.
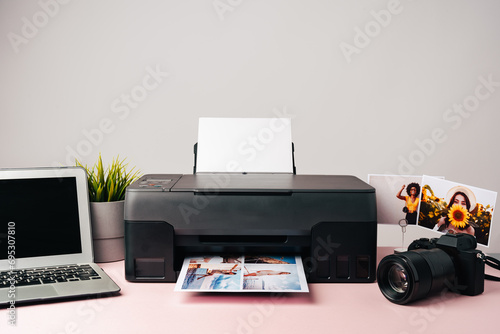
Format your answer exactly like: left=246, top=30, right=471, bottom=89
left=124, top=172, right=377, bottom=283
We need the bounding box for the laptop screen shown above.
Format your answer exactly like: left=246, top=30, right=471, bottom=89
left=0, top=176, right=83, bottom=260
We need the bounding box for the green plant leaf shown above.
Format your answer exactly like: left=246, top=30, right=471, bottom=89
left=76, top=153, right=141, bottom=202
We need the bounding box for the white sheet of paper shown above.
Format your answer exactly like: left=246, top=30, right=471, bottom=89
left=196, top=118, right=293, bottom=173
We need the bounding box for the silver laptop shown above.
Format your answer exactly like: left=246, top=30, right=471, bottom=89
left=0, top=167, right=120, bottom=306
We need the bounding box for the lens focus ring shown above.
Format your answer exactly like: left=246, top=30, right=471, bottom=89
left=377, top=248, right=455, bottom=305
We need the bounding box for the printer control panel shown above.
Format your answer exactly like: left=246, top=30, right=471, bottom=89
left=128, top=174, right=183, bottom=192
left=139, top=178, right=172, bottom=188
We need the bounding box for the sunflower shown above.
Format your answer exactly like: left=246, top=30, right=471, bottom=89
left=448, top=204, right=469, bottom=229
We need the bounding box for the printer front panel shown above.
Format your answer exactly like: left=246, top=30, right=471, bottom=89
left=308, top=221, right=377, bottom=283
left=126, top=189, right=375, bottom=234
left=125, top=220, right=176, bottom=282
left=124, top=174, right=377, bottom=283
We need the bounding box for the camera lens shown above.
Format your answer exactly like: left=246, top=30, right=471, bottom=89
left=377, top=248, right=455, bottom=304
left=387, top=264, right=408, bottom=293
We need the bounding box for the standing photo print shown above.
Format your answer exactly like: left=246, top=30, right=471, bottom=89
left=417, top=176, right=497, bottom=247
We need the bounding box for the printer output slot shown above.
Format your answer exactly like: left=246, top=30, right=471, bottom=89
left=199, top=235, right=288, bottom=244
left=173, top=246, right=307, bottom=273
left=193, top=191, right=292, bottom=196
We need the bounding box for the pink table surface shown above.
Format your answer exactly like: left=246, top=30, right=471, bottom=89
left=2, top=247, right=499, bottom=334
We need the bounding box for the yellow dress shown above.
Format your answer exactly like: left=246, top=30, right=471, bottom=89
left=405, top=196, right=419, bottom=213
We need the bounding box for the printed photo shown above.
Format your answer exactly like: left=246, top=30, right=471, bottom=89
left=368, top=175, right=427, bottom=225
left=417, top=176, right=497, bottom=247
left=175, top=255, right=308, bottom=292
left=242, top=263, right=307, bottom=292
left=178, top=263, right=242, bottom=291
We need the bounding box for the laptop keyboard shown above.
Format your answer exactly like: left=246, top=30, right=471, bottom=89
left=0, top=264, right=102, bottom=288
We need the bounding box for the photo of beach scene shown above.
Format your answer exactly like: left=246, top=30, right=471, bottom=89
left=177, top=263, right=242, bottom=291
left=243, top=262, right=308, bottom=292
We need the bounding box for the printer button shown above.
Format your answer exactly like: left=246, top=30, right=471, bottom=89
left=355, top=256, right=370, bottom=279
left=336, top=255, right=350, bottom=279
left=316, top=257, right=330, bottom=279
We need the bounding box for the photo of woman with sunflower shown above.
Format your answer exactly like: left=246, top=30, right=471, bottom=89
left=435, top=186, right=477, bottom=236
left=418, top=176, right=497, bottom=246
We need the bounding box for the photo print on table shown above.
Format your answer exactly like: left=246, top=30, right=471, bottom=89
left=175, top=255, right=308, bottom=292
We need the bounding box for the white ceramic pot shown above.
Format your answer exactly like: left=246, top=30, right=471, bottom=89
left=89, top=200, right=125, bottom=262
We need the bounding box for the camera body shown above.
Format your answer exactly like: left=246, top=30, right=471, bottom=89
left=377, top=233, right=485, bottom=304
left=408, top=234, right=485, bottom=296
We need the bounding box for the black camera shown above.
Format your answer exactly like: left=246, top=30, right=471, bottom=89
left=377, top=233, right=485, bottom=304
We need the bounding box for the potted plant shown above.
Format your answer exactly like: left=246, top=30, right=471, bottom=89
left=77, top=154, right=141, bottom=262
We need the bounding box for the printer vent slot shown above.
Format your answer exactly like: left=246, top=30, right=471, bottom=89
left=199, top=235, right=288, bottom=244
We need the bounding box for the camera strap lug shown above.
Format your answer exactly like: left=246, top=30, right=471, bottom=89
left=484, top=255, right=500, bottom=282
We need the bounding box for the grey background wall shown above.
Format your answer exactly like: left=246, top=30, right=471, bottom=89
left=1, top=0, right=499, bottom=249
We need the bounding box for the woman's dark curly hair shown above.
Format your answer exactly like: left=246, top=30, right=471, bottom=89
left=406, top=182, right=420, bottom=196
